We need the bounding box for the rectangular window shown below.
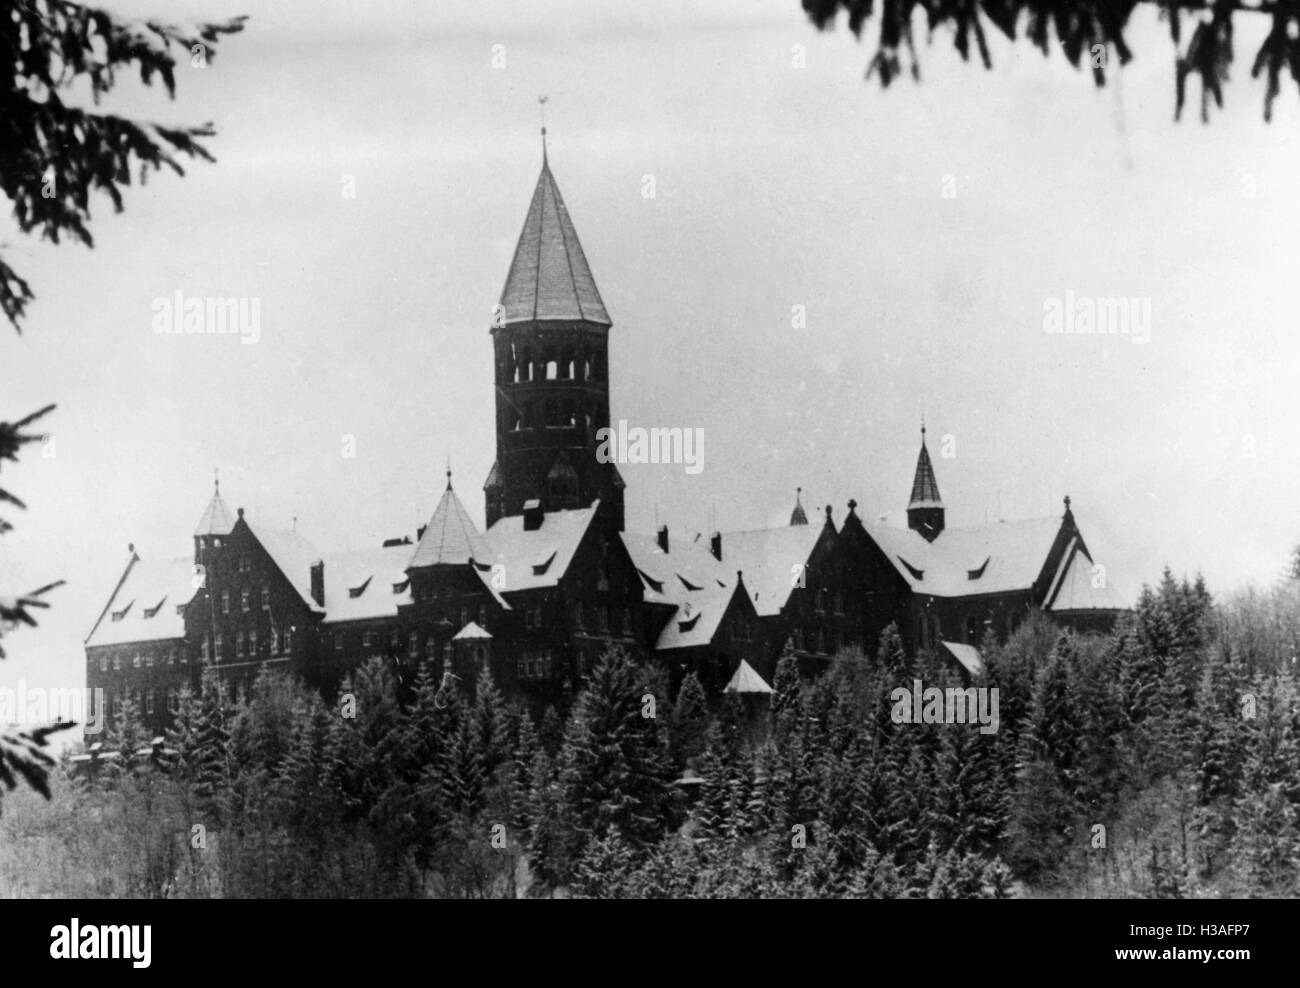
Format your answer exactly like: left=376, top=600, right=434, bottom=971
left=390, top=629, right=400, bottom=650
left=241, top=591, right=250, bottom=613
left=98, top=656, right=108, bottom=673
left=363, top=630, right=372, bottom=648
left=145, top=690, right=155, bottom=716
left=113, top=654, right=121, bottom=671
left=249, top=630, right=257, bottom=655
left=236, top=631, right=245, bottom=658
left=271, top=627, right=279, bottom=654
left=201, top=636, right=209, bottom=661
left=426, top=636, right=437, bottom=659
left=215, top=634, right=224, bottom=660
left=334, top=631, right=343, bottom=650
left=221, top=591, right=230, bottom=614
left=132, top=654, right=141, bottom=669
left=262, top=587, right=270, bottom=610
left=146, top=652, right=154, bottom=668
left=408, top=631, right=419, bottom=658
left=284, top=630, right=292, bottom=654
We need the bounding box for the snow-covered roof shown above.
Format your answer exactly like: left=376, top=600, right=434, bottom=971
left=319, top=544, right=414, bottom=624
left=1045, top=538, right=1129, bottom=612
left=940, top=640, right=984, bottom=677
left=452, top=621, right=492, bottom=641
left=86, top=555, right=195, bottom=648
left=409, top=482, right=489, bottom=569
left=194, top=491, right=236, bottom=537
left=479, top=502, right=599, bottom=593
left=621, top=532, right=738, bottom=650
left=725, top=659, right=773, bottom=694
left=864, top=515, right=1064, bottom=599
left=250, top=525, right=327, bottom=614
left=716, top=522, right=827, bottom=617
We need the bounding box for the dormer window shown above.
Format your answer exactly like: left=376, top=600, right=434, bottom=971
left=967, top=557, right=990, bottom=580
left=349, top=576, right=372, bottom=599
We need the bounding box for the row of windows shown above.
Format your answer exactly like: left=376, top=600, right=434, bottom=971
left=506, top=345, right=605, bottom=385
left=98, top=648, right=186, bottom=672
left=201, top=628, right=292, bottom=661
left=791, top=626, right=838, bottom=655
left=517, top=650, right=554, bottom=681
left=220, top=587, right=271, bottom=614
left=569, top=602, right=634, bottom=636
left=104, top=688, right=180, bottom=719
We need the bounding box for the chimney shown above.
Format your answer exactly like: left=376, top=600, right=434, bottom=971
left=656, top=524, right=669, bottom=554
left=523, top=498, right=544, bottom=532
left=710, top=531, right=722, bottom=561
left=310, top=560, right=324, bottom=607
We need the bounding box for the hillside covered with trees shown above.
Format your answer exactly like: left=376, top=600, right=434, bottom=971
left=2, top=568, right=1298, bottom=899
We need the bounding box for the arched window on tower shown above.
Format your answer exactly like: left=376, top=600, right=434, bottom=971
left=583, top=357, right=592, bottom=381
left=546, top=357, right=558, bottom=380
left=561, top=350, right=574, bottom=379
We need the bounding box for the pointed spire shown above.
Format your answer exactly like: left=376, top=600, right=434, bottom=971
left=410, top=482, right=489, bottom=569
left=539, top=95, right=549, bottom=163
left=498, top=147, right=610, bottom=327
left=908, top=424, right=943, bottom=509
left=907, top=423, right=945, bottom=541
left=789, top=486, right=808, bottom=526
left=194, top=470, right=236, bottom=537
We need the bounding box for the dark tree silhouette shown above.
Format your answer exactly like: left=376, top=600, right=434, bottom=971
left=1, top=2, right=244, bottom=802
left=801, top=0, right=1300, bottom=121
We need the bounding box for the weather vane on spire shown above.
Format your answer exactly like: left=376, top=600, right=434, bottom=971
left=446, top=454, right=453, bottom=491
left=214, top=466, right=220, bottom=496
left=539, top=95, right=549, bottom=157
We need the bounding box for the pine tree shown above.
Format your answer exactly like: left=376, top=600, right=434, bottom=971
left=188, top=664, right=232, bottom=819
left=770, top=640, right=802, bottom=746
left=557, top=647, right=680, bottom=872
left=669, top=671, right=709, bottom=767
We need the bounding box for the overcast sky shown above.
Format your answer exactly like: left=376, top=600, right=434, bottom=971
left=4, top=0, right=1300, bottom=702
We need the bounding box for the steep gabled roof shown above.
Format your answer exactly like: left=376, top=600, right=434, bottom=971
left=717, top=522, right=829, bottom=618
left=479, top=501, right=600, bottom=593
left=247, top=524, right=326, bottom=613
left=498, top=157, right=610, bottom=326
left=410, top=478, right=488, bottom=570
left=621, top=532, right=739, bottom=651
left=85, top=555, right=195, bottom=648
left=1046, top=537, right=1129, bottom=612
left=320, top=544, right=414, bottom=625
left=865, top=515, right=1064, bottom=599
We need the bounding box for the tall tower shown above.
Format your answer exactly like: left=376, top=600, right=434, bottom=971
left=906, top=425, right=945, bottom=542
left=484, top=142, right=624, bottom=530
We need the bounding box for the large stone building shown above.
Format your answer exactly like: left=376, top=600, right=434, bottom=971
left=84, top=147, right=1127, bottom=733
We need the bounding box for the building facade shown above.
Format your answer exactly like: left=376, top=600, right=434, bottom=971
left=85, top=148, right=1127, bottom=734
